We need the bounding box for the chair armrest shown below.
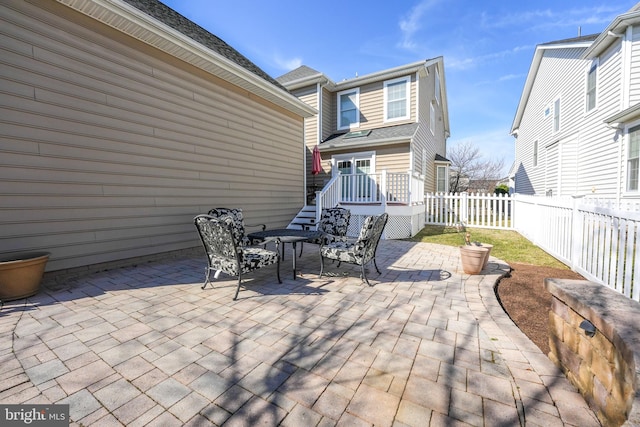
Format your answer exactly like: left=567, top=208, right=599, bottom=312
left=246, top=223, right=267, bottom=231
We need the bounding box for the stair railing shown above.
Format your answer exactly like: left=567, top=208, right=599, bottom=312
left=315, top=174, right=341, bottom=223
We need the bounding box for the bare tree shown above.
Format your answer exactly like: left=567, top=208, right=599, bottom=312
left=448, top=141, right=505, bottom=193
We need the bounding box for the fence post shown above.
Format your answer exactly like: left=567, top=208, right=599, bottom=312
left=460, top=192, right=468, bottom=225
left=381, top=170, right=387, bottom=208
left=570, top=196, right=582, bottom=271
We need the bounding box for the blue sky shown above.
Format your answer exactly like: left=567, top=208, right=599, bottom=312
left=161, top=1, right=637, bottom=175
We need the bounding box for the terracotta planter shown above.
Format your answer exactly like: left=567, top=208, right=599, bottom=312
left=459, top=245, right=489, bottom=274
left=0, top=252, right=50, bottom=301
left=479, top=243, right=493, bottom=268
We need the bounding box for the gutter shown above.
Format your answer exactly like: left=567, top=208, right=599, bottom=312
left=57, top=0, right=317, bottom=118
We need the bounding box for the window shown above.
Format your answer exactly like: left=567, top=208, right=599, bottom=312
left=533, top=140, right=538, bottom=167
left=435, top=68, right=441, bottom=105
left=586, top=62, right=597, bottom=112
left=437, top=165, right=447, bottom=193
left=628, top=125, right=640, bottom=191
left=553, top=98, right=561, bottom=132
left=430, top=102, right=435, bottom=135
left=384, top=77, right=410, bottom=121
left=337, top=88, right=359, bottom=130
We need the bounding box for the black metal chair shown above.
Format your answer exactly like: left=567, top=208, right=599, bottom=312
left=194, top=214, right=280, bottom=300
left=319, top=213, right=388, bottom=285
left=299, top=207, right=351, bottom=256
left=207, top=208, right=266, bottom=247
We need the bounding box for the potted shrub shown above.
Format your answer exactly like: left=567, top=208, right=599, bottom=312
left=459, top=233, right=491, bottom=274
left=0, top=252, right=50, bottom=301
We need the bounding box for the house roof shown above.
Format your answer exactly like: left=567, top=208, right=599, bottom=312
left=582, top=4, right=640, bottom=59
left=319, top=123, right=419, bottom=152
left=510, top=34, right=597, bottom=134
left=278, top=57, right=451, bottom=138
left=604, top=102, right=640, bottom=126
left=435, top=154, right=451, bottom=163
left=277, top=65, right=325, bottom=86
left=58, top=0, right=316, bottom=117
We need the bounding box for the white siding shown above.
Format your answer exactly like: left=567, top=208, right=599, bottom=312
left=630, top=25, right=640, bottom=105
left=0, top=1, right=305, bottom=271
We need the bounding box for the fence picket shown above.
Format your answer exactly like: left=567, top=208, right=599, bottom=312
left=424, top=193, right=639, bottom=302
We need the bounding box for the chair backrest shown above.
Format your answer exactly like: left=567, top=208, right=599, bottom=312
left=355, top=213, right=388, bottom=262
left=194, top=214, right=240, bottom=274
left=319, top=207, right=351, bottom=236
left=208, top=208, right=246, bottom=244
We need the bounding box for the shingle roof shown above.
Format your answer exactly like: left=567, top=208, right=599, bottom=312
left=277, top=66, right=324, bottom=84
left=122, top=0, right=286, bottom=91
left=540, top=33, right=598, bottom=46
left=321, top=123, right=419, bottom=149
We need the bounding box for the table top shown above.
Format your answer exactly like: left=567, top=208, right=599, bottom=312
left=247, top=228, right=321, bottom=243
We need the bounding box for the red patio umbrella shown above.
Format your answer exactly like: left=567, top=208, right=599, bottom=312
left=311, top=145, right=322, bottom=175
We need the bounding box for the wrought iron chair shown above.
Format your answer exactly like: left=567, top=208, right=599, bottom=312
left=319, top=213, right=388, bottom=286
left=207, top=208, right=266, bottom=247
left=299, top=207, right=351, bottom=256
left=194, top=214, right=280, bottom=300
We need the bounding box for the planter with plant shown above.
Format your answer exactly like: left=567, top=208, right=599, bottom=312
left=459, top=232, right=491, bottom=274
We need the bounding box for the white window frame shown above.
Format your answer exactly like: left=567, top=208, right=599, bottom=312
left=533, top=140, right=539, bottom=167
left=435, top=68, right=441, bottom=106
left=553, top=97, right=561, bottom=133
left=627, top=124, right=640, bottom=192
left=585, top=60, right=598, bottom=113
left=436, top=165, right=448, bottom=193
left=337, top=88, right=360, bottom=130
left=383, top=76, right=410, bottom=122
left=430, top=102, right=435, bottom=135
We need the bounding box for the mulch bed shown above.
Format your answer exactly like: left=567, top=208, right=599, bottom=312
left=495, top=262, right=585, bottom=355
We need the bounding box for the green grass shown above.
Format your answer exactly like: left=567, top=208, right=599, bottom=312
left=408, top=225, right=570, bottom=269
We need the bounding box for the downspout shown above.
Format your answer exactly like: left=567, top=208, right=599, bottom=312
left=617, top=27, right=632, bottom=203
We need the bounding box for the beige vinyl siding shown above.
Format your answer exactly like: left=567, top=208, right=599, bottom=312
left=374, top=145, right=411, bottom=173
left=322, top=86, right=332, bottom=141
left=414, top=65, right=444, bottom=192
left=291, top=86, right=321, bottom=184
left=1, top=0, right=305, bottom=272
left=332, top=75, right=416, bottom=134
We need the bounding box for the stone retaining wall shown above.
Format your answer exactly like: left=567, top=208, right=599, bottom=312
left=545, top=278, right=640, bottom=427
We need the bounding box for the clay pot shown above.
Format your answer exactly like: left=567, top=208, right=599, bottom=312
left=459, top=245, right=489, bottom=274
left=479, top=243, right=493, bottom=268
left=0, top=252, right=50, bottom=301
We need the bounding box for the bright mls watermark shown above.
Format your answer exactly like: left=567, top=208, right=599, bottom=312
left=1, top=405, right=69, bottom=426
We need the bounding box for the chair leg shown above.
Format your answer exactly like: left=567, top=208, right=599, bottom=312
left=299, top=242, right=304, bottom=257
left=276, top=257, right=282, bottom=283
left=361, top=263, right=372, bottom=286
left=233, top=273, right=242, bottom=300
left=319, top=250, right=325, bottom=278
left=373, top=257, right=381, bottom=274
left=202, top=266, right=212, bottom=289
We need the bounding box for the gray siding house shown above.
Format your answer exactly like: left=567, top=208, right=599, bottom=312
left=277, top=59, right=450, bottom=238
left=510, top=4, right=640, bottom=201
left=0, top=0, right=314, bottom=273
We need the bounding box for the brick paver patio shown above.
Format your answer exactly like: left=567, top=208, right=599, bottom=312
left=0, top=240, right=600, bottom=426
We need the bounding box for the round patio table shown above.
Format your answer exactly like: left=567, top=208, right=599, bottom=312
left=247, top=229, right=321, bottom=280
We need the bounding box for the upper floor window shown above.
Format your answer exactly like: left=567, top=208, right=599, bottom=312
left=429, top=102, right=435, bottom=135
left=553, top=98, right=561, bottom=133
left=435, top=68, right=441, bottom=105
left=628, top=125, right=640, bottom=191
left=533, top=140, right=539, bottom=167
left=337, top=88, right=359, bottom=130
left=586, top=61, right=597, bottom=112
left=384, top=77, right=410, bottom=122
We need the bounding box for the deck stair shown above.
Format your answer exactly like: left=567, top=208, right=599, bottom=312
left=287, top=205, right=318, bottom=230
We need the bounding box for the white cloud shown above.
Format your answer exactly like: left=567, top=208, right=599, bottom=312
left=273, top=55, right=303, bottom=72
left=398, top=0, right=440, bottom=50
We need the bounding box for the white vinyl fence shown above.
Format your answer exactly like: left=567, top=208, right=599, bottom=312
left=425, top=192, right=512, bottom=229
left=425, top=192, right=640, bottom=302
left=513, top=195, right=639, bottom=302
